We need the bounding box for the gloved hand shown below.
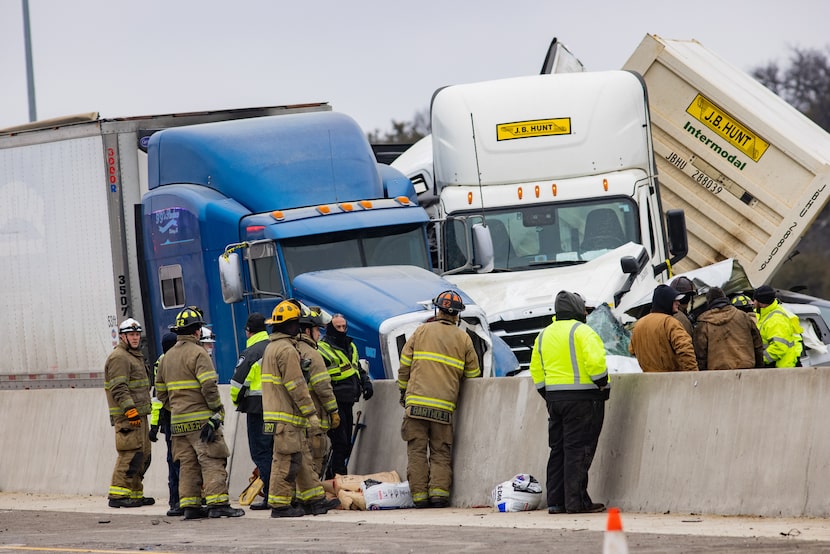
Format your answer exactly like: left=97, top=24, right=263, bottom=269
left=125, top=407, right=141, bottom=428
left=362, top=380, right=374, bottom=401
left=537, top=388, right=547, bottom=401
left=399, top=388, right=406, bottom=407
left=149, top=425, right=159, bottom=442
left=329, top=411, right=341, bottom=429
left=200, top=413, right=222, bottom=443
left=308, top=414, right=320, bottom=429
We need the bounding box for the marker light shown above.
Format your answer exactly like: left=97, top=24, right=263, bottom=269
left=395, top=196, right=412, bottom=206
left=360, top=200, right=373, bottom=209
left=271, top=210, right=285, bottom=221
left=603, top=178, right=609, bottom=191
left=317, top=205, right=332, bottom=214
left=551, top=183, right=558, bottom=196
left=246, top=225, right=265, bottom=233
left=518, top=187, right=523, bottom=200
left=340, top=203, right=354, bottom=211
left=534, top=185, right=540, bottom=198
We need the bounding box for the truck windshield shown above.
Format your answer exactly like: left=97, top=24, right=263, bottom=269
left=282, top=223, right=430, bottom=281
left=445, top=198, right=640, bottom=272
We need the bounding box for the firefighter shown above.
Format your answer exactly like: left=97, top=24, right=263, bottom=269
left=261, top=300, right=340, bottom=517
left=397, top=290, right=481, bottom=508
left=753, top=285, right=804, bottom=367
left=104, top=318, right=154, bottom=508
left=318, top=313, right=373, bottom=478
left=156, top=307, right=244, bottom=520
left=229, top=313, right=272, bottom=510
left=294, top=303, right=340, bottom=476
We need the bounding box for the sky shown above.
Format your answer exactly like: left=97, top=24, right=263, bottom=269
left=1, top=1, right=828, bottom=134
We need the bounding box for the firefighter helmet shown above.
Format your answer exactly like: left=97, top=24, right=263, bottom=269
left=118, top=318, right=143, bottom=334
left=433, top=290, right=465, bottom=315
left=170, top=307, right=206, bottom=333
left=200, top=327, right=216, bottom=343
left=266, top=300, right=301, bottom=324
left=299, top=305, right=326, bottom=328
left=731, top=294, right=753, bottom=312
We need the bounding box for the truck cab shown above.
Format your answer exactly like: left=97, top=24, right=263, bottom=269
left=394, top=72, right=687, bottom=370
left=141, top=111, right=514, bottom=380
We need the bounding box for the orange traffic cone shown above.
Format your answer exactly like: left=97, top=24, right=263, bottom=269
left=603, top=507, right=629, bottom=554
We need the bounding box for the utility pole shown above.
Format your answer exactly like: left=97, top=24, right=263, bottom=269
left=22, top=0, right=37, bottom=122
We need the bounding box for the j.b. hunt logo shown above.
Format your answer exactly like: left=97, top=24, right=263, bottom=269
left=497, top=117, right=571, bottom=141
left=685, top=94, right=769, bottom=168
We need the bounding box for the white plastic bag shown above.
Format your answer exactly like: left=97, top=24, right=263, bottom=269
left=491, top=473, right=542, bottom=512
left=363, top=480, right=415, bottom=510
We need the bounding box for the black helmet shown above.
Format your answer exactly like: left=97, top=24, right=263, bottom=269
left=170, top=307, right=205, bottom=334
left=731, top=294, right=753, bottom=312
left=433, top=290, right=465, bottom=315
left=299, top=305, right=326, bottom=328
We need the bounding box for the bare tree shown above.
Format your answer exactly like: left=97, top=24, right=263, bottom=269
left=755, top=46, right=830, bottom=297
left=367, top=108, right=430, bottom=144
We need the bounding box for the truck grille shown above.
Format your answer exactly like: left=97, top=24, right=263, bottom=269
left=488, top=315, right=551, bottom=373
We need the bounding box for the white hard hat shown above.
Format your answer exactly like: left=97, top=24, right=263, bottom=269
left=200, top=326, right=216, bottom=343
left=118, top=318, right=143, bottom=333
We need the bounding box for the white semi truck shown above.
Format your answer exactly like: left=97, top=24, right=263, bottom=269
left=395, top=71, right=688, bottom=370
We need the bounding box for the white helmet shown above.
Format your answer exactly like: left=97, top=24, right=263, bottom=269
left=118, top=318, right=143, bottom=334
left=200, top=327, right=216, bottom=343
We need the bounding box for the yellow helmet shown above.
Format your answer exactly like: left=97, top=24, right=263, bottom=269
left=266, top=300, right=301, bottom=324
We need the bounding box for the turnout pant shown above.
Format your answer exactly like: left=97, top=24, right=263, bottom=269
left=246, top=412, right=274, bottom=498
left=172, top=429, right=231, bottom=508
left=308, top=424, right=329, bottom=477
left=268, top=423, right=325, bottom=508
left=109, top=415, right=151, bottom=500
left=401, top=416, right=453, bottom=504
left=545, top=398, right=605, bottom=512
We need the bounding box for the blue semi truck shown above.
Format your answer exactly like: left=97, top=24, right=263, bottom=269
left=0, top=104, right=514, bottom=386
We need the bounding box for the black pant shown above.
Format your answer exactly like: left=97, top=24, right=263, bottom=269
left=545, top=398, right=605, bottom=512
left=161, top=424, right=180, bottom=509
left=325, top=398, right=354, bottom=479
left=246, top=412, right=274, bottom=497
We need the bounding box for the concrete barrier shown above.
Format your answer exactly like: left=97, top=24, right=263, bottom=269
left=2, top=368, right=829, bottom=517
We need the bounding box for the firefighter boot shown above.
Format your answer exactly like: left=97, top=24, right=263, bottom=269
left=183, top=507, right=209, bottom=520
left=208, top=504, right=245, bottom=518
left=309, top=497, right=340, bottom=515
left=271, top=505, right=305, bottom=518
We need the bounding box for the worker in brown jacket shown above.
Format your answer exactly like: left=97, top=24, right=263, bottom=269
left=397, top=290, right=481, bottom=508
left=694, top=287, right=764, bottom=370
left=261, top=300, right=340, bottom=518
left=104, top=318, right=153, bottom=508
left=294, top=303, right=340, bottom=476
left=156, top=307, right=244, bottom=520
left=629, top=284, right=699, bottom=372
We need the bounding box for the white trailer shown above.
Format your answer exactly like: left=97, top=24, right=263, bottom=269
left=623, top=34, right=830, bottom=286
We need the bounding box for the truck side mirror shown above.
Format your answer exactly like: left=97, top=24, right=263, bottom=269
left=218, top=252, right=244, bottom=303
left=666, top=209, right=688, bottom=261
left=472, top=223, right=495, bottom=274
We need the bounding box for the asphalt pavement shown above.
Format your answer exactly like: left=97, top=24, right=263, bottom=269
left=1, top=493, right=830, bottom=553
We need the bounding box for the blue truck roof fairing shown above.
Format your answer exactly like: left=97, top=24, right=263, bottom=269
left=147, top=111, right=383, bottom=211
left=241, top=204, right=429, bottom=240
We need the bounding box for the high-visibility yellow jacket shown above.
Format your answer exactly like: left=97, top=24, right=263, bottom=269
left=397, top=317, right=480, bottom=418
left=229, top=330, right=269, bottom=413
left=529, top=317, right=608, bottom=399
left=155, top=335, right=223, bottom=435
left=318, top=338, right=366, bottom=403
left=757, top=300, right=803, bottom=368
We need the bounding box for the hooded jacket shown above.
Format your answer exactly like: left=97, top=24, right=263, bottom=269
left=693, top=297, right=764, bottom=370
left=628, top=285, right=698, bottom=372
left=757, top=299, right=804, bottom=367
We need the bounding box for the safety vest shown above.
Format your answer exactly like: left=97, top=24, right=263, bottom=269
left=757, top=300, right=803, bottom=368
left=318, top=339, right=359, bottom=382
left=230, top=331, right=269, bottom=406
left=529, top=317, right=607, bottom=393
left=150, top=353, right=165, bottom=426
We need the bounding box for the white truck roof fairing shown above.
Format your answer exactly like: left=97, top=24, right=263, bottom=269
left=623, top=34, right=830, bottom=286
left=431, top=71, right=653, bottom=189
